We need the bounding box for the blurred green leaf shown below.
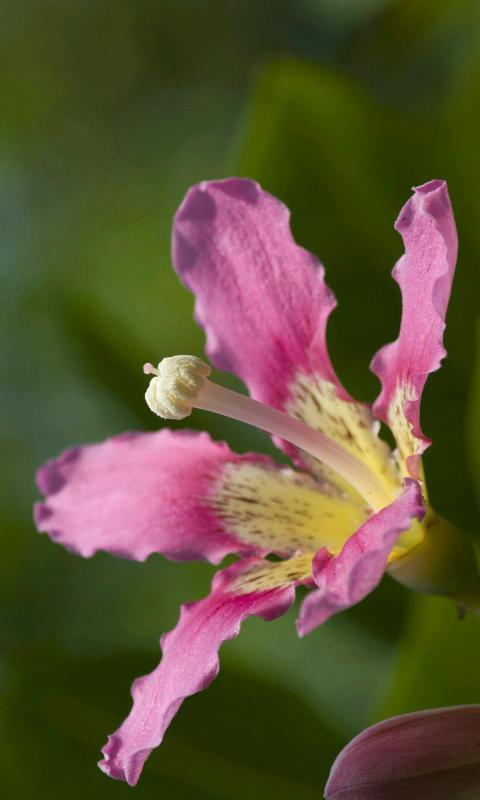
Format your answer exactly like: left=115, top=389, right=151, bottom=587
left=347, top=0, right=480, bottom=104
left=379, top=593, right=480, bottom=718
left=468, top=321, right=480, bottom=504
left=225, top=591, right=397, bottom=736
left=0, top=647, right=343, bottom=799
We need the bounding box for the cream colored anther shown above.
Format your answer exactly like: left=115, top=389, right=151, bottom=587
left=144, top=356, right=211, bottom=420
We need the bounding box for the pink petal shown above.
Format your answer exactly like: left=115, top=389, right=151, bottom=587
left=34, top=429, right=273, bottom=563
left=296, top=479, right=424, bottom=636
left=370, top=180, right=457, bottom=477
left=172, top=179, right=398, bottom=499
left=35, top=429, right=360, bottom=562
left=325, top=705, right=480, bottom=799
left=99, top=558, right=296, bottom=785
left=172, top=178, right=344, bottom=410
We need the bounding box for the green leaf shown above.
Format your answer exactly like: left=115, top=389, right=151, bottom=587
left=379, top=593, right=480, bottom=719
left=467, top=320, right=480, bottom=506
left=0, top=647, right=342, bottom=799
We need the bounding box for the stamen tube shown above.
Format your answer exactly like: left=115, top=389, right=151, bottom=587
left=144, top=356, right=393, bottom=511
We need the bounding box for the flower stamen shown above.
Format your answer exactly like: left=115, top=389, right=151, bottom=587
left=144, top=355, right=393, bottom=511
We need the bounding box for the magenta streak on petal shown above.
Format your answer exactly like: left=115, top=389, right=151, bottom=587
left=172, top=178, right=349, bottom=411
left=34, top=429, right=273, bottom=563
left=370, top=180, right=458, bottom=477
left=98, top=559, right=296, bottom=785
left=325, top=705, right=480, bottom=800
left=296, top=479, right=424, bottom=636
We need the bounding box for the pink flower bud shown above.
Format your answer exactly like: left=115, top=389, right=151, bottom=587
left=326, top=706, right=480, bottom=799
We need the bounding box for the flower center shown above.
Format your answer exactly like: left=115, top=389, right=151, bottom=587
left=144, top=356, right=395, bottom=512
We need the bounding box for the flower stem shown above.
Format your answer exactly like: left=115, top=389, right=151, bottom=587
left=387, top=512, right=480, bottom=608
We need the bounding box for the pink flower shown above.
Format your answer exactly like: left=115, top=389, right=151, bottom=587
left=34, top=178, right=478, bottom=785
left=325, top=705, right=480, bottom=799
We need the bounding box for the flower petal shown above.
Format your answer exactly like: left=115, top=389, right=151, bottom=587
left=212, top=460, right=367, bottom=556
left=296, top=479, right=424, bottom=636
left=173, top=178, right=397, bottom=498
left=173, top=178, right=339, bottom=408
left=370, top=180, right=458, bottom=478
left=34, top=429, right=364, bottom=562
left=99, top=557, right=301, bottom=785
left=325, top=705, right=480, bottom=800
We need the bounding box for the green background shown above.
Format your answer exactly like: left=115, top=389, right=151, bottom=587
left=2, top=1, right=480, bottom=797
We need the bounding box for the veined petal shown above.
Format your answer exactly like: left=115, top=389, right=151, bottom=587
left=285, top=376, right=398, bottom=499
left=172, top=178, right=397, bottom=499
left=99, top=557, right=302, bottom=785
left=325, top=705, right=480, bottom=800
left=34, top=429, right=364, bottom=562
left=371, top=180, right=457, bottom=479
left=173, top=178, right=339, bottom=408
left=212, top=460, right=367, bottom=556
left=296, top=479, right=424, bottom=636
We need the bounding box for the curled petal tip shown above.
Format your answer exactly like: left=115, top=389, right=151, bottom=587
left=414, top=178, right=446, bottom=193
left=98, top=735, right=144, bottom=786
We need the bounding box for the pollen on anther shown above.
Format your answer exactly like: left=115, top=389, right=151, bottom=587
left=144, top=354, right=211, bottom=420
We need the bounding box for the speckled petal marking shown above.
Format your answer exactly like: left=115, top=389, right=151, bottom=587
left=210, top=461, right=367, bottom=556
left=287, top=375, right=399, bottom=500
left=231, top=552, right=315, bottom=592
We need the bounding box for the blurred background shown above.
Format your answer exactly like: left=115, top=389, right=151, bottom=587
left=2, top=1, right=480, bottom=797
